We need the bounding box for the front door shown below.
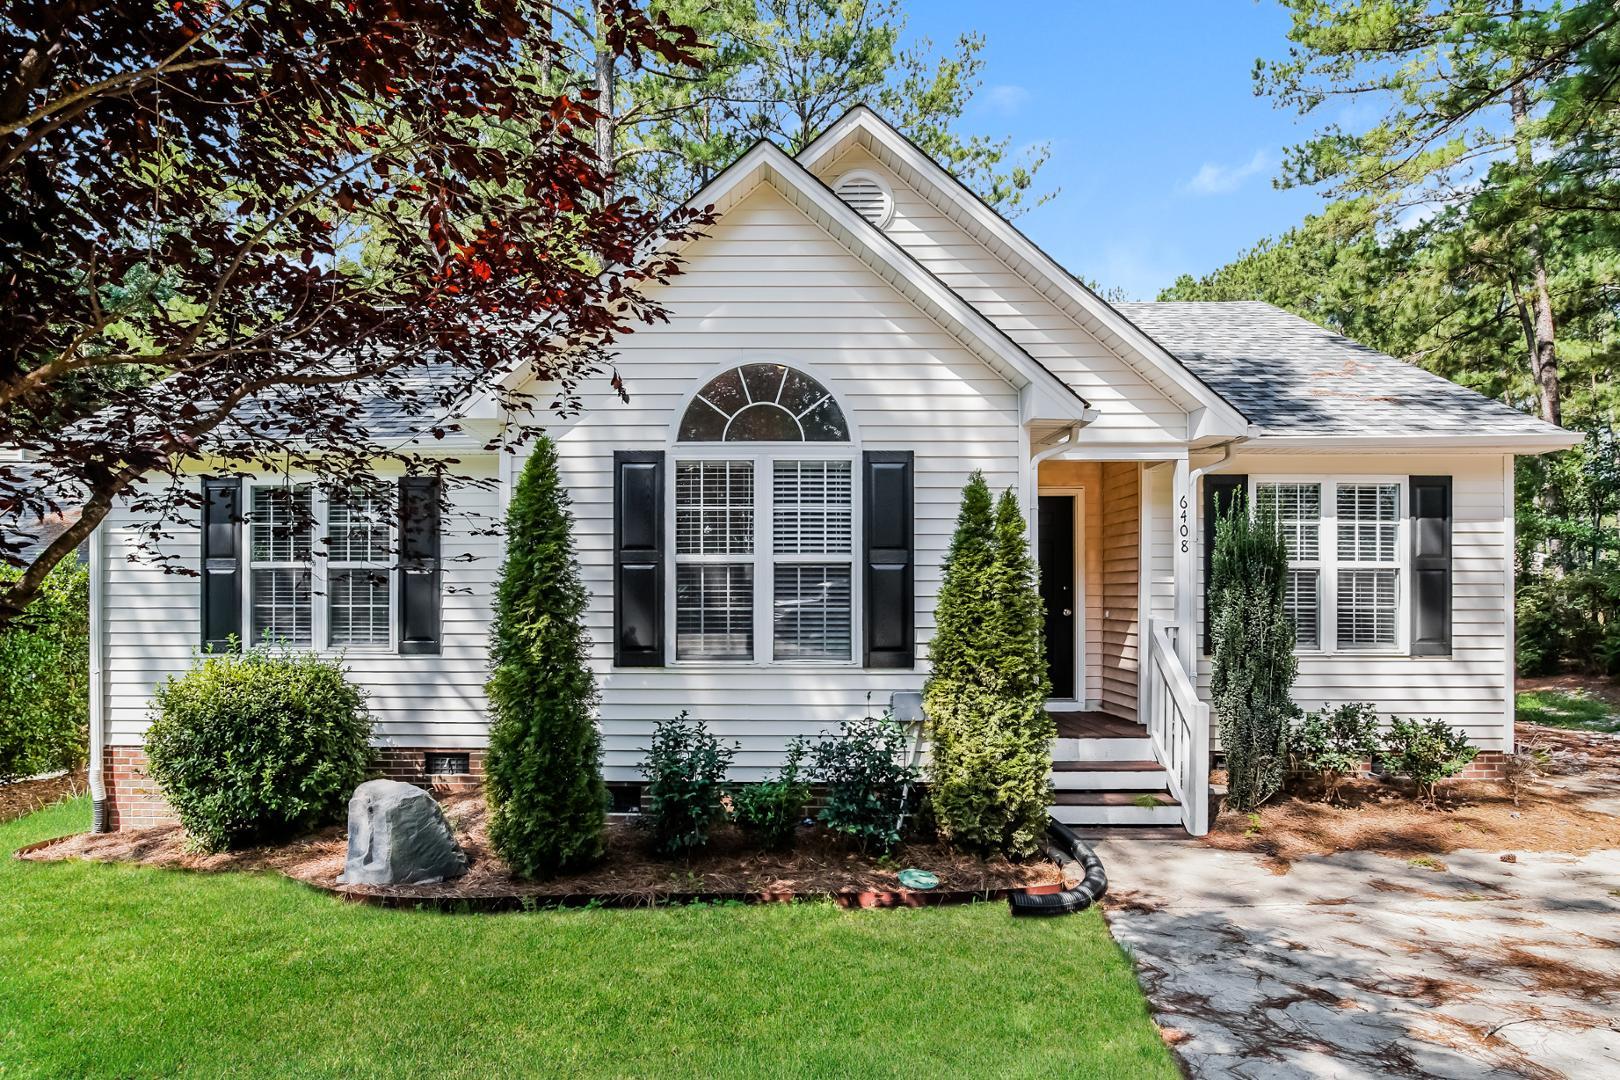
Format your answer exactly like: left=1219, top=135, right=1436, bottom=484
left=1038, top=495, right=1076, bottom=700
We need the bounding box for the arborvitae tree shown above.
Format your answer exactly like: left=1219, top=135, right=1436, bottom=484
left=1209, top=501, right=1299, bottom=812
left=485, top=436, right=605, bottom=878
left=924, top=477, right=1053, bottom=859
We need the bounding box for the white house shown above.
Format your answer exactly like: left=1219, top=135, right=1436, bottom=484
left=87, top=108, right=1579, bottom=836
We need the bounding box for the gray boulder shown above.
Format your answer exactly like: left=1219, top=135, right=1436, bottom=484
left=337, top=779, right=469, bottom=886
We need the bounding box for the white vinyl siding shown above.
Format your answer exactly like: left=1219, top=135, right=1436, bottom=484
left=99, top=461, right=501, bottom=750
left=1198, top=454, right=1513, bottom=751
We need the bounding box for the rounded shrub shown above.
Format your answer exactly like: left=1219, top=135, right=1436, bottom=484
left=145, top=648, right=372, bottom=851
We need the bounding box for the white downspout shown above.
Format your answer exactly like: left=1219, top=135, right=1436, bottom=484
left=88, top=516, right=108, bottom=831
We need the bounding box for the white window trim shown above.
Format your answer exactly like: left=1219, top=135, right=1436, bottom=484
left=666, top=443, right=863, bottom=669
left=1250, top=475, right=1409, bottom=657
left=242, top=479, right=400, bottom=654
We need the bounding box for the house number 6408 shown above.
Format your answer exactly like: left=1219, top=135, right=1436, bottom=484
left=1178, top=495, right=1190, bottom=553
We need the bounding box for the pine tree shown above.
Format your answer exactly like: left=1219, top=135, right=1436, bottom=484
left=924, top=478, right=1054, bottom=858
left=484, top=436, right=605, bottom=878
left=1209, top=501, right=1299, bottom=812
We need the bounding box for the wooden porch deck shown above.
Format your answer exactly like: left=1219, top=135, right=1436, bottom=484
left=1050, top=711, right=1144, bottom=740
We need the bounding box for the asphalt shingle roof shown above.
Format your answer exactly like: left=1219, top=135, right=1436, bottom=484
left=1115, top=300, right=1565, bottom=439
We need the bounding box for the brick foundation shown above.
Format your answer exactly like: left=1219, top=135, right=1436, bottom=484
left=104, top=746, right=178, bottom=830
left=101, top=745, right=488, bottom=831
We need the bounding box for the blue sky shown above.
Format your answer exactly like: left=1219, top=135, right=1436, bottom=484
left=906, top=1, right=1333, bottom=299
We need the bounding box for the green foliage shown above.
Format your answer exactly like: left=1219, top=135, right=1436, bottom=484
left=607, top=0, right=1051, bottom=215
left=923, top=478, right=1054, bottom=858
left=1290, top=703, right=1380, bottom=803
left=1515, top=568, right=1620, bottom=677
left=808, top=714, right=919, bottom=855
left=1210, top=500, right=1299, bottom=812
left=0, top=561, right=88, bottom=781
left=1380, top=717, right=1479, bottom=805
left=484, top=438, right=606, bottom=879
left=729, top=740, right=811, bottom=851
left=641, top=712, right=735, bottom=857
left=145, top=648, right=371, bottom=852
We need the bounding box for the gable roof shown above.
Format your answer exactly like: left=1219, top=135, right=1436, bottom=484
left=798, top=106, right=1249, bottom=437
left=1117, top=302, right=1580, bottom=449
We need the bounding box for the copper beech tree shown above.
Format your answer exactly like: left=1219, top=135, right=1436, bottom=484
left=0, top=0, right=708, bottom=623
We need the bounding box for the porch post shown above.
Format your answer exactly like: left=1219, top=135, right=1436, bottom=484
left=1172, top=452, right=1195, bottom=670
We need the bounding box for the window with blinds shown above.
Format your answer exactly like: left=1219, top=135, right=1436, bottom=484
left=772, top=460, right=853, bottom=660
left=675, top=461, right=755, bottom=660
left=1336, top=483, right=1400, bottom=648
left=328, top=487, right=392, bottom=647
left=249, top=485, right=313, bottom=646
left=672, top=456, right=856, bottom=663
left=1257, top=483, right=1321, bottom=649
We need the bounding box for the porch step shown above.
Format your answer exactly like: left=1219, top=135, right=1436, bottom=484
left=1052, top=735, right=1155, bottom=762
left=1049, top=760, right=1169, bottom=792
left=1048, top=791, right=1183, bottom=828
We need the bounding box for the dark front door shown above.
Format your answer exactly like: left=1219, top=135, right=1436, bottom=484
left=1038, top=495, right=1076, bottom=700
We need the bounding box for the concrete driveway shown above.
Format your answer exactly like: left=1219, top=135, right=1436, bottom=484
left=1097, top=839, right=1620, bottom=1079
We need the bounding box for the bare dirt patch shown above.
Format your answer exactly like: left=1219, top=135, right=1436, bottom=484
left=1202, top=723, right=1620, bottom=870
left=21, top=793, right=1069, bottom=906
left=0, top=770, right=85, bottom=824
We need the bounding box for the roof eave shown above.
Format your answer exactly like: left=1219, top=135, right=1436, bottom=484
left=1241, top=431, right=1583, bottom=455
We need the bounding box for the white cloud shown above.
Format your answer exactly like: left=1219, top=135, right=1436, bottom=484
left=981, top=84, right=1031, bottom=115
left=1181, top=149, right=1271, bottom=196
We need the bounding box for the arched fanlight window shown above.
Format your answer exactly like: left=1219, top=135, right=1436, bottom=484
left=678, top=363, right=849, bottom=442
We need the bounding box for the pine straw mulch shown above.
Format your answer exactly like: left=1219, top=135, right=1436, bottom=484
left=0, top=769, right=86, bottom=825
left=1201, top=722, right=1620, bottom=873
left=20, top=793, right=1071, bottom=908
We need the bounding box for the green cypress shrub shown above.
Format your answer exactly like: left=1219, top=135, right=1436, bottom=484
left=1210, top=499, right=1299, bottom=812
left=923, top=478, right=1054, bottom=859
left=484, top=436, right=606, bottom=878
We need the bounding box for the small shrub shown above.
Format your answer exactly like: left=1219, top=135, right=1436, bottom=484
left=729, top=740, right=810, bottom=851
left=1290, top=703, right=1381, bottom=803
left=808, top=713, right=919, bottom=855
left=1501, top=735, right=1550, bottom=807
left=145, top=647, right=371, bottom=852
left=1380, top=716, right=1478, bottom=805
left=640, top=712, right=734, bottom=857
left=0, top=561, right=89, bottom=781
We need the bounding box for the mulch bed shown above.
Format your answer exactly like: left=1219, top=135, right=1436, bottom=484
left=0, top=769, right=86, bottom=825
left=19, top=793, right=1073, bottom=910
left=1201, top=722, right=1620, bottom=872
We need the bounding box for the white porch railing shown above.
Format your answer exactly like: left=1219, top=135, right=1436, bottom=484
left=1146, top=618, right=1211, bottom=836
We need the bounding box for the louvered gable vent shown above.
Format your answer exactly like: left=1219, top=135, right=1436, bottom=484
left=833, top=171, right=893, bottom=228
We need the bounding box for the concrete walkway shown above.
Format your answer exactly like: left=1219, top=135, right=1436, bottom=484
left=1096, top=839, right=1620, bottom=1079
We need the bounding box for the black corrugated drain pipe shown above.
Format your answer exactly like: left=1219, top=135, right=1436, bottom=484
left=1008, top=819, right=1107, bottom=916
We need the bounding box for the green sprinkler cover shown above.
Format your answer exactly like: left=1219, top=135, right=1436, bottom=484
left=898, top=868, right=939, bottom=890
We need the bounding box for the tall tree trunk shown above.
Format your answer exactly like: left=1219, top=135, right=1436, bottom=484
left=594, top=42, right=615, bottom=193
left=1510, top=31, right=1561, bottom=427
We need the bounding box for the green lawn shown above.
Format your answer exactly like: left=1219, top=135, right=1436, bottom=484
left=0, top=799, right=1175, bottom=1079
left=1516, top=688, right=1620, bottom=733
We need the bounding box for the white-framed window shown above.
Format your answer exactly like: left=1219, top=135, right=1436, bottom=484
left=245, top=481, right=396, bottom=651
left=672, top=364, right=856, bottom=665
left=1256, top=482, right=1321, bottom=650
left=1252, top=477, right=1406, bottom=654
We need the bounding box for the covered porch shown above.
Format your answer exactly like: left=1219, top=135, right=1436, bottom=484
left=1033, top=456, right=1211, bottom=835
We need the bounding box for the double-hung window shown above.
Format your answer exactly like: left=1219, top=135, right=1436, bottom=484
left=1256, top=483, right=1322, bottom=649
left=1336, top=483, right=1401, bottom=649
left=673, top=363, right=855, bottom=665
left=246, top=482, right=395, bottom=650
left=1253, top=478, right=1404, bottom=653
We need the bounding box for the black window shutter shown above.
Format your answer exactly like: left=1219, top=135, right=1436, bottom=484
left=614, top=450, right=664, bottom=666
left=863, top=451, right=915, bottom=668
left=1410, top=475, right=1453, bottom=657
left=1202, top=473, right=1248, bottom=654
left=398, top=476, right=442, bottom=655
left=200, top=477, right=242, bottom=652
